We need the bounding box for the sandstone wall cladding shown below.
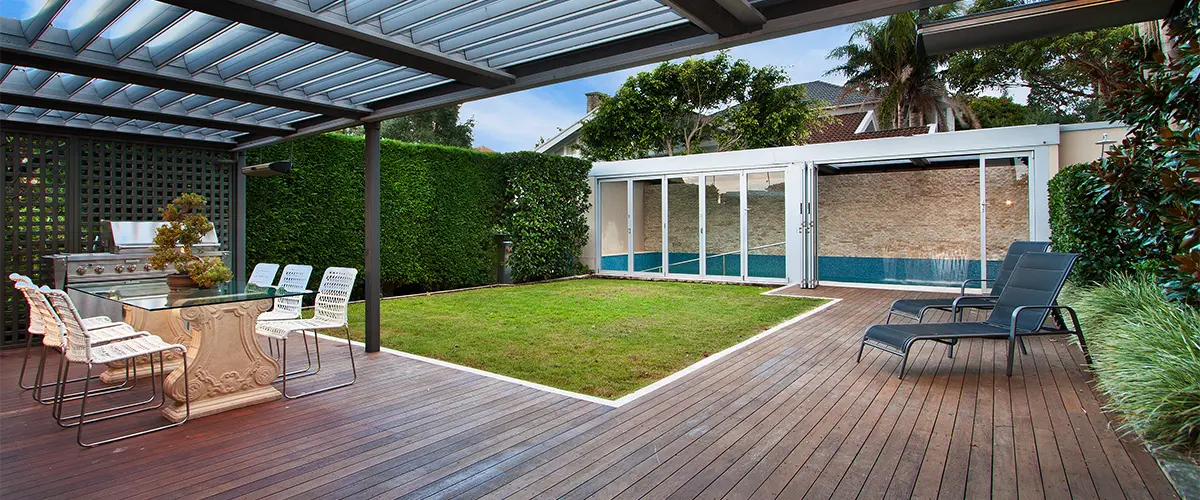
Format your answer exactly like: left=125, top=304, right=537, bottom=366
left=817, top=166, right=1029, bottom=260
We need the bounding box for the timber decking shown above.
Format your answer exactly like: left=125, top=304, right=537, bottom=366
left=0, top=286, right=1178, bottom=499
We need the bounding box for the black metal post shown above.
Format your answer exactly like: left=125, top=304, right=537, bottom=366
left=364, top=122, right=381, bottom=353
left=233, top=151, right=247, bottom=283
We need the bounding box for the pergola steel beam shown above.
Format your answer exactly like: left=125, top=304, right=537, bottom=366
left=158, top=0, right=517, bottom=89
left=0, top=42, right=369, bottom=120
left=658, top=0, right=764, bottom=36
left=0, top=119, right=235, bottom=149
left=0, top=89, right=295, bottom=136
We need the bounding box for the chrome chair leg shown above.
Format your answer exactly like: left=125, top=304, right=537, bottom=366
left=77, top=350, right=190, bottom=447
left=17, top=332, right=40, bottom=390
left=280, top=327, right=355, bottom=399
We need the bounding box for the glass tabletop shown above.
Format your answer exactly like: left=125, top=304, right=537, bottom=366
left=68, top=279, right=312, bottom=311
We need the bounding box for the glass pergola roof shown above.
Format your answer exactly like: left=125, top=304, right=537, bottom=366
left=0, top=0, right=947, bottom=149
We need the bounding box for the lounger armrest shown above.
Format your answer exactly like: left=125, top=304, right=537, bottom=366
left=949, top=295, right=999, bottom=318
left=960, top=278, right=995, bottom=295
left=1009, top=305, right=1082, bottom=339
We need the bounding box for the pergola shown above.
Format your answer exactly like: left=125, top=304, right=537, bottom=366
left=0, top=0, right=1166, bottom=351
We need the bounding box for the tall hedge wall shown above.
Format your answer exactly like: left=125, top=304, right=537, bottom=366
left=246, top=134, right=507, bottom=293
left=246, top=134, right=593, bottom=293
left=1048, top=162, right=1131, bottom=284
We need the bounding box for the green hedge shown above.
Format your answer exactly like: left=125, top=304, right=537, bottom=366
left=246, top=134, right=507, bottom=293
left=246, top=134, right=592, bottom=293
left=503, top=152, right=591, bottom=282
left=1048, top=162, right=1131, bottom=284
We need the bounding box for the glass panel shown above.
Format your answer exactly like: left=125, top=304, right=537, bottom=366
left=666, top=176, right=701, bottom=275
left=747, top=171, right=786, bottom=279
left=69, top=280, right=310, bottom=311
left=984, top=156, right=1031, bottom=289
left=599, top=180, right=629, bottom=272
left=705, top=174, right=741, bottom=277
left=817, top=158, right=981, bottom=286
left=631, top=178, right=664, bottom=273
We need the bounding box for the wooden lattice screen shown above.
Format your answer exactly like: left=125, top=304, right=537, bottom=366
left=2, top=130, right=233, bottom=348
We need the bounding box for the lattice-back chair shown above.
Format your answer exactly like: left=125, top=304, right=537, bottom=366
left=11, top=278, right=133, bottom=403
left=258, top=264, right=315, bottom=377
left=248, top=263, right=281, bottom=287
left=259, top=264, right=313, bottom=322
left=42, top=288, right=191, bottom=447
left=254, top=267, right=358, bottom=399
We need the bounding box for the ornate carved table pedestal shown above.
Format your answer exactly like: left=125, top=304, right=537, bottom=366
left=162, top=298, right=279, bottom=422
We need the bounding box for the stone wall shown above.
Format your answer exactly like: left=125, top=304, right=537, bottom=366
left=817, top=165, right=1029, bottom=261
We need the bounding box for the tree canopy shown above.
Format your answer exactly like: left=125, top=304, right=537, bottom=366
left=944, top=0, right=1133, bottom=123
left=825, top=6, right=974, bottom=130
left=344, top=106, right=474, bottom=148
left=579, top=52, right=827, bottom=161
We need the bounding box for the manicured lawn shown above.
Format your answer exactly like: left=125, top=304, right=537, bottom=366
left=345, top=278, right=826, bottom=399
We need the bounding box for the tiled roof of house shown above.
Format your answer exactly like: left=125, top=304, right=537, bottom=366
left=804, top=111, right=930, bottom=144
left=797, top=81, right=871, bottom=107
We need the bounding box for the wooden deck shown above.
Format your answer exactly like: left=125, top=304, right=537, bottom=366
left=0, top=286, right=1178, bottom=499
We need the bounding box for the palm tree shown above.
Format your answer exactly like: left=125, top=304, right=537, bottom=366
left=826, top=7, right=975, bottom=130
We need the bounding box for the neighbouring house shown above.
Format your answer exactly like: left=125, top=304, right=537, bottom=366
left=533, top=81, right=935, bottom=157
left=474, top=146, right=496, bottom=153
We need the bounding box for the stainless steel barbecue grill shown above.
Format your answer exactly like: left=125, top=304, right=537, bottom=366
left=44, top=220, right=227, bottom=319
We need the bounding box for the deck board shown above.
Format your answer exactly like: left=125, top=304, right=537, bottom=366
left=0, top=285, right=1177, bottom=499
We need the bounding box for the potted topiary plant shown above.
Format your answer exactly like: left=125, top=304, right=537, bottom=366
left=149, top=193, right=233, bottom=289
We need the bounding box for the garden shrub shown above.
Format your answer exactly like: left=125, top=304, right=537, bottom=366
left=1063, top=274, right=1200, bottom=454
left=1047, top=162, right=1131, bottom=284
left=503, top=152, right=592, bottom=282
left=246, top=134, right=506, bottom=293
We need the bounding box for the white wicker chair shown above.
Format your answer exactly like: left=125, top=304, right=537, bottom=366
left=258, top=264, right=315, bottom=376
left=9, top=273, right=121, bottom=392
left=42, top=288, right=190, bottom=447
left=248, top=263, right=280, bottom=287
left=255, top=267, right=357, bottom=399
left=13, top=281, right=141, bottom=405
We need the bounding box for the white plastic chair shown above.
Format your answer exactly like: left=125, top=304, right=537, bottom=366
left=258, top=264, right=315, bottom=377
left=8, top=273, right=122, bottom=392
left=42, top=288, right=190, bottom=447
left=254, top=267, right=357, bottom=399
left=248, top=263, right=280, bottom=287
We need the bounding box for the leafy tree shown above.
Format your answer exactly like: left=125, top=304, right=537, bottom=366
left=1093, top=2, right=1200, bottom=305
left=967, top=96, right=1030, bottom=128
left=343, top=106, right=474, bottom=148
left=825, top=6, right=975, bottom=130
left=945, top=0, right=1133, bottom=123
left=578, top=52, right=826, bottom=161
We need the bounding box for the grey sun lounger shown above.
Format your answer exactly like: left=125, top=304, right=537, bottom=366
left=886, top=241, right=1051, bottom=324
left=859, top=252, right=1090, bottom=378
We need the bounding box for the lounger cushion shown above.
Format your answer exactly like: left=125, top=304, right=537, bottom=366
left=889, top=296, right=998, bottom=318
left=864, top=322, right=1011, bottom=351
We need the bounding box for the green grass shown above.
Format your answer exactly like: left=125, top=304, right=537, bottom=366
left=345, top=278, right=826, bottom=399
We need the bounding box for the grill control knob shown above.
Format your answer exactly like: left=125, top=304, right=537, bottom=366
left=127, top=265, right=137, bottom=272
left=144, top=264, right=152, bottom=271
left=115, top=266, right=124, bottom=273
left=93, top=266, right=104, bottom=274
left=75, top=266, right=86, bottom=276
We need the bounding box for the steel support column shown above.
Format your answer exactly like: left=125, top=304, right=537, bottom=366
left=363, top=121, right=381, bottom=353
left=233, top=151, right=247, bottom=283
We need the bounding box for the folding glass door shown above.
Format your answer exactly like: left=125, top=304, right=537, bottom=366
left=598, top=167, right=793, bottom=284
